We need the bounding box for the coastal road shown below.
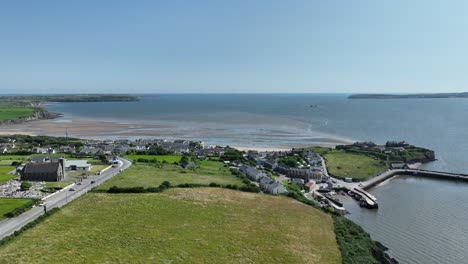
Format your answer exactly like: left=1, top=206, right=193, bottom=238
left=0, top=157, right=132, bottom=239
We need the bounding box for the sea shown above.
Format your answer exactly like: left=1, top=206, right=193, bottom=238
left=45, top=94, right=468, bottom=264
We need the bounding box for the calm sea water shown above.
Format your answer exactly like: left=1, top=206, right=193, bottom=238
left=46, top=94, right=468, bottom=263
left=342, top=176, right=468, bottom=264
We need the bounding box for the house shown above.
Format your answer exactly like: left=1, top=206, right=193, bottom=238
left=65, top=160, right=91, bottom=172
left=0, top=145, right=8, bottom=154
left=245, top=167, right=265, bottom=181
left=20, top=159, right=65, bottom=182
left=32, top=147, right=56, bottom=154
left=79, top=147, right=102, bottom=156
left=263, top=159, right=278, bottom=170
left=30, top=156, right=64, bottom=163
left=291, top=178, right=305, bottom=185
left=259, top=177, right=288, bottom=194
left=59, top=146, right=75, bottom=153
left=304, top=181, right=314, bottom=192
left=238, top=164, right=249, bottom=174
left=268, top=181, right=288, bottom=194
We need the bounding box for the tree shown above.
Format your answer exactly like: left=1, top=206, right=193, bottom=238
left=20, top=181, right=32, bottom=191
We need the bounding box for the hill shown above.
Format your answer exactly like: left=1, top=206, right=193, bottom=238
left=348, top=92, right=468, bottom=99
left=0, top=188, right=341, bottom=263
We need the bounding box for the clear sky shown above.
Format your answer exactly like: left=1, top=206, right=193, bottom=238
left=1, top=0, right=468, bottom=94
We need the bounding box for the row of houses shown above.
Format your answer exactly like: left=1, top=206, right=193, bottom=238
left=238, top=164, right=288, bottom=194
left=77, top=139, right=205, bottom=156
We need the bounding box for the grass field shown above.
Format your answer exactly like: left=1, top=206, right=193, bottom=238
left=325, top=151, right=387, bottom=179
left=0, top=107, right=35, bottom=122
left=96, top=160, right=243, bottom=191
left=0, top=166, right=16, bottom=184
left=0, top=198, right=33, bottom=220
left=124, top=154, right=181, bottom=163
left=0, top=155, right=29, bottom=166
left=0, top=188, right=341, bottom=263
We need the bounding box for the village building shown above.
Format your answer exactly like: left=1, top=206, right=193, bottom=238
left=20, top=159, right=65, bottom=182
left=65, top=160, right=91, bottom=172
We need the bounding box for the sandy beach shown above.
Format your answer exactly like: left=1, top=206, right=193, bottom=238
left=0, top=116, right=351, bottom=150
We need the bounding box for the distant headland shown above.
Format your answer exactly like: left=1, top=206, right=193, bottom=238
left=348, top=92, right=468, bottom=99
left=0, top=94, right=139, bottom=105
left=0, top=94, right=139, bottom=124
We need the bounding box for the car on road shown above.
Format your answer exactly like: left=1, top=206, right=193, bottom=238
left=39, top=202, right=45, bottom=206
left=69, top=188, right=75, bottom=191
left=90, top=181, right=95, bottom=184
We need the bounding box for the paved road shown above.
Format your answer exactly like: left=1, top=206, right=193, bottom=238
left=0, top=157, right=132, bottom=239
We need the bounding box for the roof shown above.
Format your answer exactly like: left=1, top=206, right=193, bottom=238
left=65, top=160, right=90, bottom=168
left=246, top=167, right=262, bottom=176
left=23, top=162, right=60, bottom=174
left=30, top=156, right=63, bottom=163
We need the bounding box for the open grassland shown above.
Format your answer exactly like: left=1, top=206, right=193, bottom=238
left=325, top=151, right=387, bottom=179
left=0, top=166, right=16, bottom=184
left=124, top=154, right=181, bottom=163
left=0, top=107, right=35, bottom=122
left=0, top=198, right=33, bottom=220
left=0, top=188, right=341, bottom=264
left=0, top=155, right=28, bottom=166
left=96, top=160, right=243, bottom=191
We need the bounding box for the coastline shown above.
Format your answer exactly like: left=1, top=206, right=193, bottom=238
left=0, top=115, right=351, bottom=149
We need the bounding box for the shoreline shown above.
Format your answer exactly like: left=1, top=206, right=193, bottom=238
left=0, top=116, right=350, bottom=149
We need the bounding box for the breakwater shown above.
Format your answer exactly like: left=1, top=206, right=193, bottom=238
left=361, top=169, right=468, bottom=190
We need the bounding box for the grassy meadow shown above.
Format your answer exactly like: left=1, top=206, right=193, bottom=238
left=96, top=160, right=243, bottom=191
left=124, top=154, right=181, bottom=163
left=0, top=188, right=341, bottom=263
left=0, top=155, right=29, bottom=166
left=0, top=107, right=35, bottom=122
left=0, top=198, right=33, bottom=220
left=325, top=151, right=387, bottom=179
left=0, top=166, right=16, bottom=184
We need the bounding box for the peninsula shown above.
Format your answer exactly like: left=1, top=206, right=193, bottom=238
left=348, top=92, right=468, bottom=99
left=0, top=94, right=139, bottom=124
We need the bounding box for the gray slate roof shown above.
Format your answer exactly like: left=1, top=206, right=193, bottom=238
left=23, top=162, right=60, bottom=174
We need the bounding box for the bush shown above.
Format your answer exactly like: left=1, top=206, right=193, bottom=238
left=20, top=182, right=32, bottom=191
left=333, top=216, right=381, bottom=264
left=108, top=186, right=145, bottom=193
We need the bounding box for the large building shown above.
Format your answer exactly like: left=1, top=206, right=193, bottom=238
left=20, top=159, right=65, bottom=182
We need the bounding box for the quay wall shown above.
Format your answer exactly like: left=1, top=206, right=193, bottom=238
left=362, top=169, right=468, bottom=190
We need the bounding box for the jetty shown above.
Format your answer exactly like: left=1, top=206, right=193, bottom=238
left=360, top=168, right=468, bottom=190
left=336, top=168, right=468, bottom=209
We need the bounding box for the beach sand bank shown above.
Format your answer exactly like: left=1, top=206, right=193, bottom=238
left=0, top=117, right=351, bottom=149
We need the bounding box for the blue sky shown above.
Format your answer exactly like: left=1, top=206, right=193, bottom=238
left=1, top=0, right=468, bottom=94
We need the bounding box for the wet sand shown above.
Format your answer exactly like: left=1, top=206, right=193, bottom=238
left=0, top=117, right=350, bottom=149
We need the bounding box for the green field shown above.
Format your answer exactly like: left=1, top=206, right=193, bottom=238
left=325, top=151, right=387, bottom=179
left=0, top=198, right=33, bottom=220
left=124, top=154, right=181, bottom=163
left=0, top=166, right=16, bottom=184
left=0, top=107, right=35, bottom=122
left=0, top=188, right=340, bottom=263
left=96, top=160, right=243, bottom=191
left=0, top=155, right=28, bottom=166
